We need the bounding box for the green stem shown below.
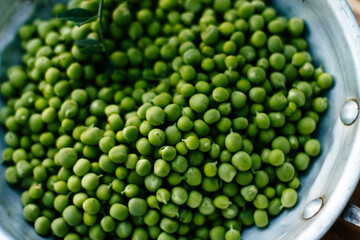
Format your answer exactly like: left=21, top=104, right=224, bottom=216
left=98, top=0, right=114, bottom=69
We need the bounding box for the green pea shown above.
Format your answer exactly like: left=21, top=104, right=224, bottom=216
left=212, top=87, right=230, bottom=103
left=218, top=163, right=237, bottom=183
left=254, top=209, right=268, bottom=228
left=179, top=65, right=196, bottom=81
left=250, top=30, right=267, bottom=48
left=108, top=145, right=128, bottom=163
left=281, top=188, right=298, bottom=208
left=268, top=149, right=285, bottom=166
left=51, top=217, right=69, bottom=237
left=199, top=197, right=216, bottom=215
left=128, top=198, right=148, bottom=217
left=154, top=159, right=171, bottom=177
left=241, top=184, right=258, bottom=202
left=146, top=106, right=165, bottom=126
left=204, top=109, right=221, bottom=124
left=136, top=159, right=152, bottom=177
left=304, top=139, right=321, bottom=156
left=110, top=203, right=129, bottom=221
left=232, top=151, right=252, bottom=171
left=247, top=67, right=266, bottom=84
left=213, top=195, right=232, bottom=209
left=312, top=97, right=328, bottom=113
left=115, top=220, right=133, bottom=238
left=184, top=167, right=202, bottom=186
left=317, top=73, right=332, bottom=89
left=81, top=173, right=100, bottom=191
left=34, top=216, right=51, bottom=236
left=171, top=186, right=188, bottom=205
left=146, top=128, right=165, bottom=147
left=63, top=205, right=82, bottom=226
left=224, top=131, right=243, bottom=153
left=297, top=117, right=316, bottom=135
left=55, top=148, right=77, bottom=168
left=276, top=162, right=295, bottom=182
left=225, top=228, right=241, bottom=240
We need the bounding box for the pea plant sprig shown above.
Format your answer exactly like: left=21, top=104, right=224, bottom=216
left=57, top=0, right=116, bottom=69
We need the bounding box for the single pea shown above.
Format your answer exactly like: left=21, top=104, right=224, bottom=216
left=122, top=126, right=139, bottom=143
left=198, top=197, right=216, bottom=216
left=268, top=18, right=286, bottom=34
left=269, top=53, right=286, bottom=70
left=55, top=148, right=77, bottom=168
left=184, top=167, right=202, bottom=186
left=154, top=159, right=171, bottom=177
left=212, top=195, right=232, bottom=210
left=23, top=203, right=40, bottom=223
left=136, top=159, right=152, bottom=177
left=128, top=198, right=148, bottom=217
left=304, top=139, right=321, bottom=156
left=297, top=117, right=316, bottom=135
left=81, top=173, right=100, bottom=191
left=63, top=205, right=82, bottom=226
left=203, top=109, right=221, bottom=125
left=212, top=87, right=230, bottom=103
left=146, top=106, right=166, bottom=126
left=288, top=17, right=304, bottom=36
left=225, top=131, right=243, bottom=153
left=241, top=185, right=258, bottom=202
left=159, top=146, right=176, bottom=161
left=34, top=216, right=51, bottom=236
left=268, top=149, right=285, bottom=166
left=250, top=30, right=267, bottom=48
left=281, top=188, right=298, bottom=208
left=179, top=65, right=196, bottom=81
left=254, top=170, right=269, bottom=189
left=51, top=217, right=69, bottom=237
left=247, top=67, right=266, bottom=84
left=218, top=163, right=237, bottom=183
left=225, top=228, right=241, bottom=240
left=255, top=112, right=271, bottom=129
left=184, top=135, right=200, bottom=150
left=164, top=104, right=181, bottom=122
left=83, top=198, right=101, bottom=215
left=298, top=62, right=314, bottom=78
left=109, top=145, right=128, bottom=163
left=276, top=162, right=295, bottom=182
left=110, top=203, right=129, bottom=221
left=254, top=209, right=269, bottom=228
left=144, top=173, right=163, bottom=193
left=317, top=73, right=332, bottom=89
left=312, top=97, right=328, bottom=113
left=232, top=151, right=252, bottom=171
left=268, top=198, right=283, bottom=216
left=148, top=128, right=166, bottom=147
left=203, top=162, right=217, bottom=177
left=171, top=186, right=188, bottom=205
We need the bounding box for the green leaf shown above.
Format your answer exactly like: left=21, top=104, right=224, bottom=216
left=75, top=39, right=104, bottom=54
left=79, top=15, right=98, bottom=26
left=58, top=8, right=97, bottom=26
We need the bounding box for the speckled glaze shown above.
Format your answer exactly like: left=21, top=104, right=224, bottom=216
left=0, top=1, right=360, bottom=240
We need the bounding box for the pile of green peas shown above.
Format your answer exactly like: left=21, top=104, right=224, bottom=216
left=0, top=0, right=332, bottom=239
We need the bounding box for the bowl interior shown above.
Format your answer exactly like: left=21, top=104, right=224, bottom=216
left=244, top=0, right=360, bottom=239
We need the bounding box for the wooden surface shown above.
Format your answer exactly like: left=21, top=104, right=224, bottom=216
left=322, top=184, right=360, bottom=239
left=322, top=1, right=360, bottom=239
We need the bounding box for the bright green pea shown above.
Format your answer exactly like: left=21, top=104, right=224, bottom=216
left=232, top=151, right=252, bottom=171
left=218, top=163, right=237, bottom=183
left=281, top=188, right=298, bottom=208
